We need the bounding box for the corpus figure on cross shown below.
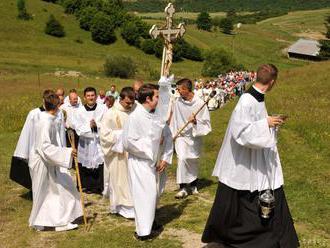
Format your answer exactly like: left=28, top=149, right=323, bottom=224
left=149, top=3, right=186, bottom=77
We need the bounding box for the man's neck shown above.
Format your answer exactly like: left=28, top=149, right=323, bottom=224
left=47, top=110, right=57, bottom=116
left=253, top=82, right=268, bottom=94
left=142, top=103, right=152, bottom=113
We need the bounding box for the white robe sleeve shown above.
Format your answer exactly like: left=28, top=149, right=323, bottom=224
left=74, top=111, right=94, bottom=139
left=192, top=105, right=211, bottom=137
left=231, top=105, right=275, bottom=149
left=36, top=125, right=72, bottom=169
left=95, top=105, right=107, bottom=129
left=100, top=112, right=124, bottom=155
left=159, top=125, right=173, bottom=164
left=13, top=110, right=35, bottom=159
left=122, top=119, right=154, bottom=161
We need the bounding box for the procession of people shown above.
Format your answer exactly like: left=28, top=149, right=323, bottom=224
left=9, top=64, right=299, bottom=247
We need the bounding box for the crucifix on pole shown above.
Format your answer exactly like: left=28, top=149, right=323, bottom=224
left=149, top=3, right=186, bottom=77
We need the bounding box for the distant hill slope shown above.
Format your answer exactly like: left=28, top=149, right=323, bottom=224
left=124, top=0, right=330, bottom=12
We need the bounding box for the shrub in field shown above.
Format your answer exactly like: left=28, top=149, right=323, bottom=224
left=121, top=21, right=141, bottom=47
left=45, top=14, right=65, bottom=37
left=90, top=12, right=116, bottom=44
left=102, top=0, right=126, bottom=28
left=196, top=11, right=212, bottom=31
left=318, top=40, right=330, bottom=59
left=219, top=17, right=233, bottom=34
left=176, top=39, right=203, bottom=61
left=62, top=0, right=81, bottom=14
left=77, top=6, right=98, bottom=31
left=17, top=0, right=32, bottom=20
left=202, top=48, right=242, bottom=77
left=121, top=16, right=151, bottom=47
left=104, top=55, right=136, bottom=78
left=141, top=39, right=156, bottom=54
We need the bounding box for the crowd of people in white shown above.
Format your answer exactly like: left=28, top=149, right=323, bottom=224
left=193, top=71, right=256, bottom=110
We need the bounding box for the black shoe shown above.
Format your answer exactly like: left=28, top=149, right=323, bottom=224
left=134, top=232, right=154, bottom=241
left=152, top=221, right=163, bottom=232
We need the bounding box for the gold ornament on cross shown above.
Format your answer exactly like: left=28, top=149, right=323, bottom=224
left=149, top=3, right=186, bottom=77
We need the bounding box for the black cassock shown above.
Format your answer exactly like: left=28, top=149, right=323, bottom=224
left=202, top=182, right=299, bottom=248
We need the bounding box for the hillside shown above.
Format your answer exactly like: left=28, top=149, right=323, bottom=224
left=125, top=0, right=330, bottom=12
left=1, top=0, right=328, bottom=83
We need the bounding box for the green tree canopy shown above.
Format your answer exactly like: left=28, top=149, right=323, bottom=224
left=196, top=11, right=212, bottom=31
left=90, top=12, right=116, bottom=44
left=77, top=6, right=98, bottom=31
left=219, top=17, right=234, bottom=34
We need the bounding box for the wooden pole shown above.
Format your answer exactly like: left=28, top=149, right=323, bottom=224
left=67, top=129, right=88, bottom=230
left=173, top=91, right=216, bottom=141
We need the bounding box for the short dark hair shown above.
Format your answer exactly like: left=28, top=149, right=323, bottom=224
left=44, top=92, right=60, bottom=111
left=256, top=64, right=278, bottom=85
left=84, top=87, right=96, bottom=96
left=137, top=84, right=159, bottom=104
left=120, top=87, right=135, bottom=101
left=43, top=89, right=55, bottom=99
left=176, top=78, right=193, bottom=91
left=69, top=88, right=77, bottom=94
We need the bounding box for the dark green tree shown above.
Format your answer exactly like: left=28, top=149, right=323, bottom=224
left=219, top=17, right=234, bottom=34
left=141, top=39, right=156, bottom=54
left=184, top=44, right=203, bottom=61
left=196, top=11, right=212, bottom=31
left=202, top=48, right=240, bottom=77
left=45, top=14, right=65, bottom=37
left=318, top=40, right=330, bottom=59
left=62, top=0, right=82, bottom=14
left=153, top=39, right=163, bottom=58
left=121, top=21, right=141, bottom=47
left=102, top=0, right=126, bottom=27
left=77, top=6, right=98, bottom=31
left=17, top=0, right=32, bottom=20
left=90, top=12, right=116, bottom=44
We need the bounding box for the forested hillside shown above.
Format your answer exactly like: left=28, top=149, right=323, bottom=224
left=124, top=0, right=330, bottom=12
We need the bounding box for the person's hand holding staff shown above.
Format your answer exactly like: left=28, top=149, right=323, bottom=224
left=173, top=90, right=216, bottom=141
left=67, top=129, right=88, bottom=231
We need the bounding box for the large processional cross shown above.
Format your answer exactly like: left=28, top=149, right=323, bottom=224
left=149, top=3, right=186, bottom=77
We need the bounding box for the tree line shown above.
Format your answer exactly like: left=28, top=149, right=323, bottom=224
left=125, top=0, right=330, bottom=13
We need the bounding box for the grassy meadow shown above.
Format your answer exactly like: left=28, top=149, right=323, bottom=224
left=0, top=1, right=330, bottom=247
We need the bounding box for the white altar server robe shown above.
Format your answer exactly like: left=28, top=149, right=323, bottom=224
left=122, top=103, right=163, bottom=236
left=212, top=90, right=284, bottom=192
left=74, top=104, right=107, bottom=168
left=29, top=112, right=82, bottom=227
left=170, top=94, right=211, bottom=184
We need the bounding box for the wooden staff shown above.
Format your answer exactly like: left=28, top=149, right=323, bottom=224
left=173, top=90, right=216, bottom=141
left=67, top=129, right=88, bottom=230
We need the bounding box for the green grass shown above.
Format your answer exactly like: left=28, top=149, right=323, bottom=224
left=0, top=1, right=330, bottom=247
